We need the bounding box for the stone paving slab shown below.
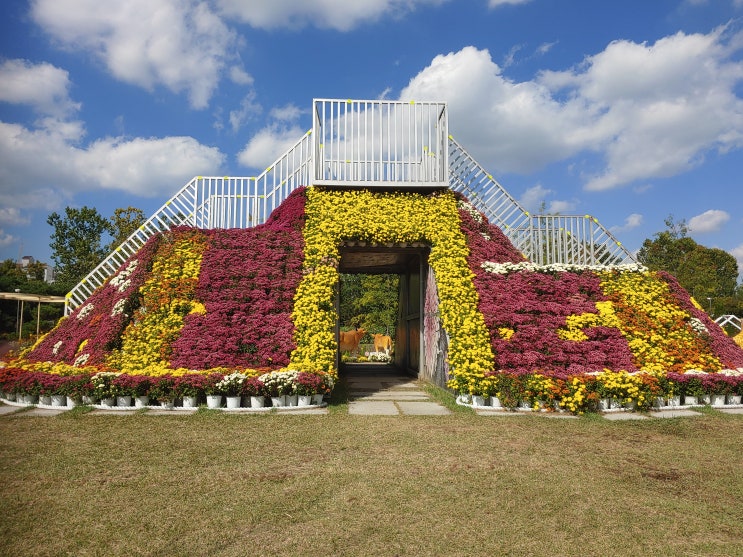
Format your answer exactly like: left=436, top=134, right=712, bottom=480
left=352, top=392, right=430, bottom=401
left=348, top=400, right=399, bottom=415
left=475, top=410, right=525, bottom=417
left=649, top=409, right=702, bottom=418
left=397, top=402, right=451, bottom=415
left=602, top=412, right=650, bottom=421
left=347, top=381, right=420, bottom=390
left=718, top=407, right=743, bottom=415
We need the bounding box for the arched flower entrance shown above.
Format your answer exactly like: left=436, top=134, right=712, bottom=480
left=337, top=242, right=428, bottom=376
left=287, top=187, right=494, bottom=388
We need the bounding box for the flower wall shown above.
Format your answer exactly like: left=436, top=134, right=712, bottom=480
left=110, top=228, right=208, bottom=375
left=168, top=189, right=306, bottom=369
left=26, top=234, right=162, bottom=366
left=289, top=188, right=494, bottom=379
left=9, top=185, right=743, bottom=414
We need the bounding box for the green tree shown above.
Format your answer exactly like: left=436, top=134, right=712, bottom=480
left=0, top=260, right=64, bottom=338
left=340, top=273, right=399, bottom=338
left=47, top=206, right=113, bottom=290
left=637, top=215, right=739, bottom=313
left=107, top=206, right=145, bottom=252
left=24, top=261, right=46, bottom=281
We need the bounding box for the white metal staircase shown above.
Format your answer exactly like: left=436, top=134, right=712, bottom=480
left=65, top=98, right=635, bottom=313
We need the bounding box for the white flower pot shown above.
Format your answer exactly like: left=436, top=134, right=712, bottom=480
left=726, top=394, right=742, bottom=405
left=710, top=394, right=726, bottom=407
left=250, top=396, right=265, bottom=408
left=683, top=395, right=698, bottom=406
left=312, top=394, right=324, bottom=406
left=135, top=395, right=149, bottom=408
left=490, top=396, right=502, bottom=408
left=666, top=396, right=681, bottom=407
left=271, top=395, right=287, bottom=407
left=286, top=394, right=298, bottom=407
left=116, top=395, right=132, bottom=407
left=182, top=396, right=198, bottom=408
left=298, top=395, right=312, bottom=406
left=225, top=396, right=241, bottom=409
left=472, top=395, right=486, bottom=407
left=51, top=395, right=67, bottom=407
left=39, top=395, right=52, bottom=406
left=100, top=397, right=115, bottom=408
left=66, top=396, right=79, bottom=407
left=206, top=395, right=223, bottom=409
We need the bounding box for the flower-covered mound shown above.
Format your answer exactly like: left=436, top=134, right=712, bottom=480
left=5, top=186, right=743, bottom=413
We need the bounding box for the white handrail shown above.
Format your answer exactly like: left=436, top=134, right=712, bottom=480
left=66, top=99, right=635, bottom=313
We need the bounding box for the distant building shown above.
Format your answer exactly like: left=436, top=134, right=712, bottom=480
left=16, top=256, right=56, bottom=283
left=20, top=255, right=34, bottom=268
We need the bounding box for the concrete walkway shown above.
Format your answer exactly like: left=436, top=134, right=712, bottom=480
left=343, top=363, right=451, bottom=416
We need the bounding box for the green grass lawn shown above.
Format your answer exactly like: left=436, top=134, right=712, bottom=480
left=1, top=400, right=742, bottom=556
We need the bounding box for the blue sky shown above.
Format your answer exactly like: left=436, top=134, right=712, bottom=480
left=1, top=0, right=742, bottom=279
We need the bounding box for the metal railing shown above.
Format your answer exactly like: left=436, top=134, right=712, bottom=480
left=714, top=314, right=741, bottom=331
left=448, top=136, right=635, bottom=265
left=65, top=131, right=313, bottom=313
left=313, top=99, right=448, bottom=187
left=66, top=99, right=635, bottom=312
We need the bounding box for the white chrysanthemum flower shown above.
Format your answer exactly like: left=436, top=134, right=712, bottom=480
left=73, top=353, right=90, bottom=367
left=111, top=298, right=128, bottom=317
left=76, top=304, right=94, bottom=320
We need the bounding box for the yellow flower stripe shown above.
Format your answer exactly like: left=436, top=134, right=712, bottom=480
left=557, top=301, right=620, bottom=341
left=598, top=270, right=721, bottom=373
left=108, top=230, right=208, bottom=375
left=290, top=188, right=494, bottom=380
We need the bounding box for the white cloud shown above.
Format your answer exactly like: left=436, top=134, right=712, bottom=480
left=610, top=213, right=643, bottom=234
left=688, top=209, right=730, bottom=233
left=0, top=229, right=18, bottom=249
left=269, top=104, right=303, bottom=122
left=401, top=47, right=584, bottom=174
left=0, top=59, right=80, bottom=117
left=31, top=0, right=239, bottom=108
left=237, top=124, right=305, bottom=170
left=400, top=26, right=743, bottom=191
left=542, top=27, right=743, bottom=191
left=229, top=66, right=253, bottom=86
left=547, top=199, right=577, bottom=214
left=80, top=136, right=226, bottom=196
left=0, top=208, right=30, bottom=226
left=519, top=184, right=552, bottom=211
left=216, top=0, right=447, bottom=31
left=731, top=244, right=743, bottom=274
left=229, top=91, right=262, bottom=132
left=0, top=118, right=225, bottom=211
left=488, top=0, right=533, bottom=6
left=517, top=184, right=575, bottom=214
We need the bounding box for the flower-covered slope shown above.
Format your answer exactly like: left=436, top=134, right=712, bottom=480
left=15, top=186, right=743, bottom=393
left=21, top=189, right=307, bottom=374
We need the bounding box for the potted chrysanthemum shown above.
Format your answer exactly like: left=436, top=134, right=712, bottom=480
left=242, top=376, right=266, bottom=408
left=216, top=372, right=246, bottom=409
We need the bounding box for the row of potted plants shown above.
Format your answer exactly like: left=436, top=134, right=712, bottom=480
left=455, top=369, right=743, bottom=414
left=0, top=368, right=333, bottom=408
